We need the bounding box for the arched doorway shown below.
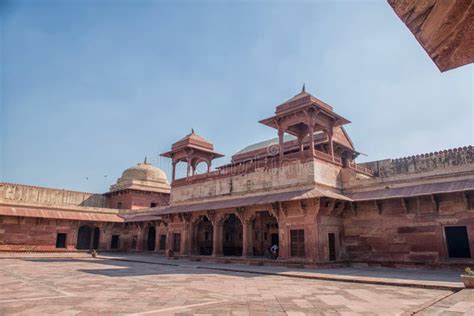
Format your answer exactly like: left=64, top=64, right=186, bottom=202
left=92, top=227, right=100, bottom=250
left=252, top=211, right=279, bottom=257
left=77, top=225, right=92, bottom=250
left=147, top=226, right=156, bottom=251
left=223, top=214, right=243, bottom=256
left=194, top=216, right=213, bottom=255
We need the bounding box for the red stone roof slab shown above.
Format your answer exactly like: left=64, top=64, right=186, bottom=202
left=154, top=187, right=351, bottom=215
left=0, top=206, right=124, bottom=222
left=348, top=179, right=474, bottom=201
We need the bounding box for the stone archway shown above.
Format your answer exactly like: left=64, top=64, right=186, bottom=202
left=77, top=225, right=92, bottom=250
left=223, top=214, right=243, bottom=256
left=251, top=211, right=279, bottom=257
left=194, top=216, right=213, bottom=255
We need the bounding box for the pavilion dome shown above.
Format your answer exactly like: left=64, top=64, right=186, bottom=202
left=110, top=159, right=170, bottom=193
left=120, top=162, right=168, bottom=184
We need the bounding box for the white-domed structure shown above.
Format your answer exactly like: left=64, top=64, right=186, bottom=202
left=110, top=159, right=170, bottom=193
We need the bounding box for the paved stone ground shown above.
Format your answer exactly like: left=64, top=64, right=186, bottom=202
left=0, top=256, right=469, bottom=315
left=96, top=253, right=464, bottom=290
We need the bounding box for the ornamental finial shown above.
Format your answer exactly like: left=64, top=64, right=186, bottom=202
left=302, top=83, right=305, bottom=92
left=144, top=156, right=148, bottom=164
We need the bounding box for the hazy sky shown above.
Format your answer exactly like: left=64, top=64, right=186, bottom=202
left=1, top=0, right=473, bottom=193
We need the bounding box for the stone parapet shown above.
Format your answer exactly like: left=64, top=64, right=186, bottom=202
left=360, top=146, right=473, bottom=178
left=0, top=182, right=108, bottom=208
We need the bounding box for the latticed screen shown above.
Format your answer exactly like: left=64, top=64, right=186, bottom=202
left=290, top=229, right=305, bottom=257
left=173, top=233, right=181, bottom=252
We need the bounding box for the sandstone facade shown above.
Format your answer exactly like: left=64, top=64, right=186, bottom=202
left=1, top=88, right=472, bottom=268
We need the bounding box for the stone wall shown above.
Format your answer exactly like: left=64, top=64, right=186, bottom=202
left=171, top=159, right=341, bottom=204
left=0, top=183, right=108, bottom=208
left=360, top=147, right=473, bottom=178
left=343, top=192, right=474, bottom=263
left=0, top=216, right=142, bottom=251
left=108, top=190, right=170, bottom=210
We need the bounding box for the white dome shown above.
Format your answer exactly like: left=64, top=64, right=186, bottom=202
left=110, top=161, right=170, bottom=193
left=121, top=162, right=168, bottom=184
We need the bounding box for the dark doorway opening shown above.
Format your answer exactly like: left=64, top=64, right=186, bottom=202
left=195, top=216, right=213, bottom=255
left=290, top=229, right=305, bottom=257
left=223, top=214, right=243, bottom=256
left=173, top=233, right=181, bottom=253
left=56, top=233, right=67, bottom=248
left=131, top=235, right=138, bottom=250
left=111, top=235, right=120, bottom=249
left=92, top=227, right=100, bottom=250
left=328, top=232, right=336, bottom=261
left=147, top=226, right=156, bottom=251
left=77, top=225, right=92, bottom=250
left=159, top=235, right=166, bottom=250
left=445, top=226, right=471, bottom=258
left=251, top=211, right=278, bottom=257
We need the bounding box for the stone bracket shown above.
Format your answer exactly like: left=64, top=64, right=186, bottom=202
left=430, top=194, right=439, bottom=213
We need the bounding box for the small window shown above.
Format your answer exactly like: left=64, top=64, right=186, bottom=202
left=111, top=235, right=120, bottom=249
left=159, top=235, right=166, bottom=250
left=56, top=233, right=67, bottom=248
left=117, top=202, right=122, bottom=209
left=150, top=202, right=157, bottom=208
left=204, top=231, right=210, bottom=241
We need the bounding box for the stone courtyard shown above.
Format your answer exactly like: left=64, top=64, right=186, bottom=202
left=0, top=254, right=472, bottom=315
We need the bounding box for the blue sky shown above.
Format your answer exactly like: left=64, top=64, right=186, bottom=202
left=1, top=0, right=473, bottom=193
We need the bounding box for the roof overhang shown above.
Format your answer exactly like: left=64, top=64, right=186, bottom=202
left=388, top=0, right=474, bottom=72
left=152, top=187, right=351, bottom=216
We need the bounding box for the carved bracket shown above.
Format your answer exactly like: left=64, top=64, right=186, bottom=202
left=430, top=194, right=439, bottom=213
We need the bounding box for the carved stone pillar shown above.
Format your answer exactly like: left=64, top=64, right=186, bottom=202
left=278, top=128, right=284, bottom=161
left=136, top=225, right=144, bottom=252
left=326, top=126, right=334, bottom=161
left=171, top=161, right=176, bottom=182
left=308, top=118, right=315, bottom=156
left=242, top=219, right=253, bottom=257
left=212, top=222, right=223, bottom=256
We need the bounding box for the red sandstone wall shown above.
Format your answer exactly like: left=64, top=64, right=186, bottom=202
left=343, top=192, right=474, bottom=263
left=108, top=190, right=170, bottom=210
left=0, top=216, right=79, bottom=251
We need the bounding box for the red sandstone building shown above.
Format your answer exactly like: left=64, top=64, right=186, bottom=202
left=1, top=88, right=473, bottom=267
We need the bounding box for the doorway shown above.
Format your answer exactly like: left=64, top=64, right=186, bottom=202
left=92, top=227, right=100, bottom=250
left=223, top=214, right=243, bottom=256
left=77, top=225, right=92, bottom=250
left=445, top=226, right=471, bottom=258
left=328, top=232, right=336, bottom=261
left=147, top=226, right=156, bottom=251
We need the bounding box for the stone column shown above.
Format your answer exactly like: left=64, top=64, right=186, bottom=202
left=137, top=226, right=144, bottom=252
left=171, top=161, right=176, bottom=182
left=278, top=128, right=284, bottom=161
left=308, top=118, right=315, bottom=157
left=242, top=220, right=253, bottom=257
left=212, top=222, right=223, bottom=256
left=326, top=126, right=334, bottom=161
